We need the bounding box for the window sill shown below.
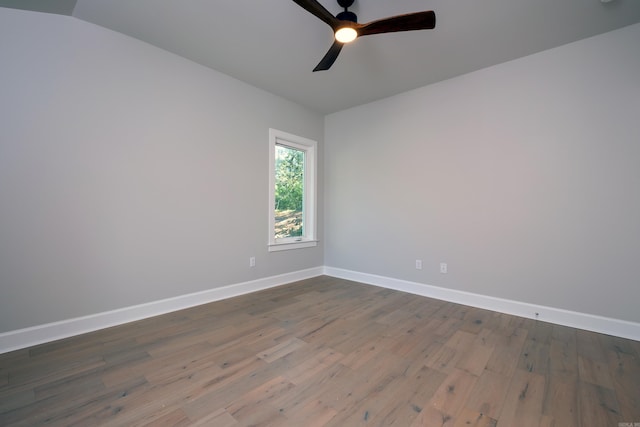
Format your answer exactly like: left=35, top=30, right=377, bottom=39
left=268, top=240, right=318, bottom=252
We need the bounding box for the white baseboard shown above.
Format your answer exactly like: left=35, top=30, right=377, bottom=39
left=2, top=265, right=638, bottom=354
left=323, top=267, right=640, bottom=342
left=0, top=267, right=324, bottom=354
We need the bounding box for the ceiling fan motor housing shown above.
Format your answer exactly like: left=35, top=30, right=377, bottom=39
left=293, top=0, right=436, bottom=71
left=336, top=10, right=357, bottom=22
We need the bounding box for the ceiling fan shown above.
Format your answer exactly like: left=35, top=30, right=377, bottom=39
left=292, top=0, right=436, bottom=71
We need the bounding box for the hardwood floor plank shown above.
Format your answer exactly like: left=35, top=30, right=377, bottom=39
left=371, top=365, right=447, bottom=426
left=517, top=321, right=553, bottom=375
left=455, top=341, right=494, bottom=377
left=179, top=358, right=269, bottom=421
left=578, top=354, right=615, bottom=388
left=497, top=369, right=546, bottom=427
left=1, top=276, right=639, bottom=426
left=464, top=369, right=511, bottom=420
left=257, top=337, right=307, bottom=363
left=484, top=327, right=529, bottom=378
left=425, top=331, right=476, bottom=375
left=134, top=407, right=192, bottom=427
left=412, top=368, right=478, bottom=426
left=282, top=398, right=337, bottom=426
left=605, top=347, right=640, bottom=420
left=282, top=347, right=343, bottom=385
left=225, top=375, right=296, bottom=422
left=188, top=407, right=239, bottom=427
left=548, top=333, right=578, bottom=381
left=270, top=360, right=348, bottom=416
left=577, top=381, right=623, bottom=426
left=452, top=407, right=497, bottom=427
left=542, top=377, right=579, bottom=427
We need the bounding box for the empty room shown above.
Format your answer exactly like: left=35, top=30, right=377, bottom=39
left=1, top=0, right=639, bottom=426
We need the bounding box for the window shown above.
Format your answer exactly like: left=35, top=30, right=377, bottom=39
left=269, top=128, right=317, bottom=251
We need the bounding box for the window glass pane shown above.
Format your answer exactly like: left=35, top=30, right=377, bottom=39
left=274, top=144, right=304, bottom=239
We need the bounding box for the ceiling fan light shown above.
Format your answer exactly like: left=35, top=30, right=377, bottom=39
left=335, top=27, right=357, bottom=43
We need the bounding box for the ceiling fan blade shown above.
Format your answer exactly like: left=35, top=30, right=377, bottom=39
left=358, top=11, right=435, bottom=36
left=292, top=0, right=340, bottom=30
left=313, top=41, right=344, bottom=72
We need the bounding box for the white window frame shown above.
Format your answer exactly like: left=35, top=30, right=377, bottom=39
left=268, top=128, right=317, bottom=252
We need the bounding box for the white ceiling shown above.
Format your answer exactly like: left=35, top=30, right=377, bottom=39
left=3, top=0, right=640, bottom=114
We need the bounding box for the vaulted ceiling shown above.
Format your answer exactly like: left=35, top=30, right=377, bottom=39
left=2, top=0, right=640, bottom=114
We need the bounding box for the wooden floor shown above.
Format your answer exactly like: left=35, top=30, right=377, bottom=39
left=1, top=276, right=639, bottom=426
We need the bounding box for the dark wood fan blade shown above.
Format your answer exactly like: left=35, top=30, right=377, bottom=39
left=358, top=11, right=435, bottom=36
left=292, top=0, right=340, bottom=30
left=313, top=41, right=344, bottom=71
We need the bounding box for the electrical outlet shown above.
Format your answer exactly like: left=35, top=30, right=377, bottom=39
left=440, top=262, right=447, bottom=274
left=415, top=260, right=422, bottom=270
left=249, top=257, right=256, bottom=268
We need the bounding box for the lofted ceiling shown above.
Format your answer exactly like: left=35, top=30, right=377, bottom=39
left=2, top=0, right=640, bottom=114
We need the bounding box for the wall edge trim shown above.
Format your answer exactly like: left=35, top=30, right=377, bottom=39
left=323, top=266, right=640, bottom=341
left=0, top=267, right=324, bottom=354
left=3, top=265, right=637, bottom=354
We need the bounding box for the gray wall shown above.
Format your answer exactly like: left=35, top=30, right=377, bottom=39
left=1, top=5, right=638, bottom=335
left=0, top=8, right=324, bottom=333
left=325, top=24, right=640, bottom=323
